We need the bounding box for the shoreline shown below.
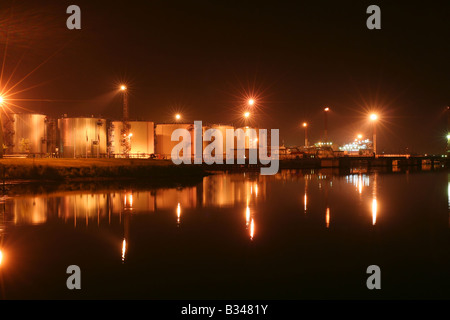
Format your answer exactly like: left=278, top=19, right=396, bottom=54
left=0, top=157, right=447, bottom=183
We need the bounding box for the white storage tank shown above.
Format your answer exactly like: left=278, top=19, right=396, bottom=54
left=109, top=121, right=155, bottom=158
left=155, top=123, right=196, bottom=159
left=3, top=113, right=48, bottom=155
left=58, top=116, right=107, bottom=158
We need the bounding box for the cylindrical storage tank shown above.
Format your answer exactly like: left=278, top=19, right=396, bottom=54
left=238, top=126, right=259, bottom=149
left=58, top=117, right=107, bottom=158
left=109, top=121, right=155, bottom=158
left=203, top=124, right=235, bottom=162
left=155, top=123, right=199, bottom=160
left=3, top=113, right=48, bottom=155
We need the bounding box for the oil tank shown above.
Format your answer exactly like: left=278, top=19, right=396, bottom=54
left=155, top=123, right=194, bottom=159
left=155, top=123, right=211, bottom=160
left=109, top=121, right=155, bottom=158
left=58, top=117, right=107, bottom=158
left=203, top=124, right=235, bottom=161
left=3, top=113, right=48, bottom=155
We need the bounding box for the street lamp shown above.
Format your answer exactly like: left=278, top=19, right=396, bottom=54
left=244, top=111, right=250, bottom=118
left=302, top=122, right=308, bottom=147
left=370, top=113, right=378, bottom=155
left=248, top=99, right=255, bottom=106
left=175, top=114, right=181, bottom=121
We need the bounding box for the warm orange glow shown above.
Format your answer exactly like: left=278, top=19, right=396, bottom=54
left=358, top=175, right=363, bottom=194
left=0, top=249, right=3, bottom=266
left=248, top=99, right=255, bottom=106
left=250, top=218, right=255, bottom=240
left=0, top=96, right=4, bottom=104
left=128, top=194, right=133, bottom=207
left=244, top=111, right=250, bottom=118
left=177, top=202, right=181, bottom=224
left=370, top=113, right=378, bottom=121
left=302, top=122, right=307, bottom=127
left=304, top=193, right=307, bottom=212
left=175, top=114, right=181, bottom=120
left=324, top=107, right=329, bottom=112
left=357, top=134, right=363, bottom=139
left=121, top=239, right=126, bottom=262
left=245, top=205, right=250, bottom=226
left=120, top=85, right=127, bottom=91
left=326, top=208, right=330, bottom=228
left=372, top=198, right=378, bottom=225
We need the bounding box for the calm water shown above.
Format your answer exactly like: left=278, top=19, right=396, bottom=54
left=0, top=168, right=449, bottom=299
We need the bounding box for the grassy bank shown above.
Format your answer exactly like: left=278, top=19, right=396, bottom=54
left=0, top=158, right=208, bottom=182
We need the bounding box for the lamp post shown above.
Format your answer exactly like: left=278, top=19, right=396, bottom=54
left=0, top=96, right=4, bottom=159
left=120, top=85, right=130, bottom=157
left=324, top=107, right=329, bottom=142
left=370, top=113, right=378, bottom=155
left=447, top=106, right=450, bottom=154
left=303, top=122, right=308, bottom=147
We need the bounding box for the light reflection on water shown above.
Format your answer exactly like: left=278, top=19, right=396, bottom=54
left=0, top=171, right=388, bottom=230
left=0, top=169, right=391, bottom=257
left=1, top=169, right=450, bottom=299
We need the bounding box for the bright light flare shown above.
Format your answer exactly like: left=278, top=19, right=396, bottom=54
left=370, top=113, right=378, bottom=121
left=120, top=85, right=127, bottom=91
left=324, top=107, right=329, bottom=112
left=0, top=249, right=3, bottom=266
left=244, top=111, right=250, bottom=118
left=302, top=122, right=307, bottom=127
left=0, top=95, right=4, bottom=104
left=248, top=99, right=255, bottom=106
left=175, top=114, right=181, bottom=120
left=357, top=134, right=363, bottom=139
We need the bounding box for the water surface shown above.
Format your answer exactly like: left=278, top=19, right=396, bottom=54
left=0, top=168, right=449, bottom=299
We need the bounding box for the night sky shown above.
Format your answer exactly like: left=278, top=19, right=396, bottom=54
left=0, top=0, right=449, bottom=154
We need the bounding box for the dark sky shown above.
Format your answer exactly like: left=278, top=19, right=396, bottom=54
left=0, top=0, right=449, bottom=154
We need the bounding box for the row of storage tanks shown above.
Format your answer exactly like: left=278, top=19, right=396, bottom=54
left=1, top=113, right=257, bottom=159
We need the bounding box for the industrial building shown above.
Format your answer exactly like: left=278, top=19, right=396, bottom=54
left=155, top=123, right=196, bottom=159
left=58, top=116, right=108, bottom=158
left=109, top=121, right=155, bottom=158
left=0, top=112, right=257, bottom=160
left=2, top=113, right=51, bottom=156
